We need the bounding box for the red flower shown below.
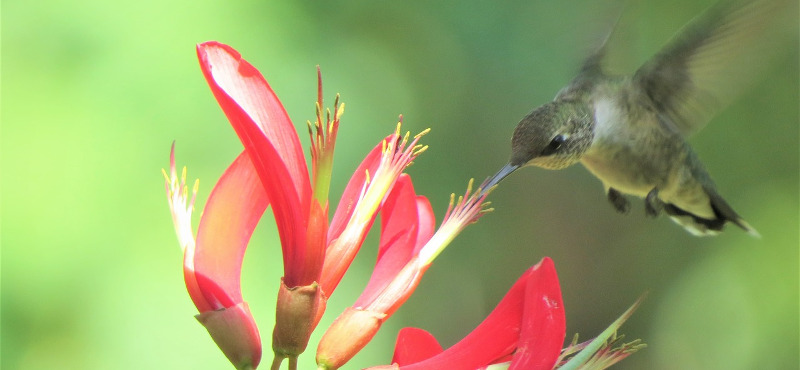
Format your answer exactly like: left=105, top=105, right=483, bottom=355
left=164, top=145, right=265, bottom=370
left=316, top=177, right=491, bottom=369
left=365, top=258, right=644, bottom=370
left=374, top=257, right=566, bottom=370
left=169, top=41, right=427, bottom=367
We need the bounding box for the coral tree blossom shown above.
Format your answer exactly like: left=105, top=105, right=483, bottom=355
left=165, top=144, right=264, bottom=370
left=166, top=41, right=428, bottom=369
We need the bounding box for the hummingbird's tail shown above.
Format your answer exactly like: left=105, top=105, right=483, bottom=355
left=664, top=193, right=759, bottom=237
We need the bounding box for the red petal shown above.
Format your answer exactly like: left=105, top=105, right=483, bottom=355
left=183, top=253, right=210, bottom=312
left=197, top=41, right=309, bottom=203
left=320, top=137, right=385, bottom=294
left=327, top=138, right=384, bottom=241
left=412, top=196, right=434, bottom=254
left=355, top=175, right=427, bottom=307
left=301, top=200, right=328, bottom=286
left=194, top=152, right=269, bottom=310
left=392, top=328, right=444, bottom=366
left=377, top=174, right=421, bottom=261
left=509, top=257, right=565, bottom=370
left=197, top=42, right=312, bottom=286
left=398, top=268, right=534, bottom=369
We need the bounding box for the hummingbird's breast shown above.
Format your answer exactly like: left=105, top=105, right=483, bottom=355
left=580, top=93, right=685, bottom=198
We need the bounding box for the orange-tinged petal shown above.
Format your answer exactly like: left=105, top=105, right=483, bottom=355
left=316, top=307, right=386, bottom=370
left=194, top=151, right=269, bottom=310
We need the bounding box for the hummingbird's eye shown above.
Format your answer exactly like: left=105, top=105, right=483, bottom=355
left=541, top=135, right=566, bottom=156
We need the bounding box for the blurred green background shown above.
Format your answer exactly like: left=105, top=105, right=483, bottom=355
left=2, top=0, right=798, bottom=369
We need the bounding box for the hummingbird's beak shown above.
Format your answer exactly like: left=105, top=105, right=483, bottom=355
left=480, top=163, right=520, bottom=193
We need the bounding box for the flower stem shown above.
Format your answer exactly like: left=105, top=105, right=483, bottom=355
left=271, top=355, right=284, bottom=370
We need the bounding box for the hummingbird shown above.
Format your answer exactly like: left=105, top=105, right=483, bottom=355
left=484, top=0, right=790, bottom=236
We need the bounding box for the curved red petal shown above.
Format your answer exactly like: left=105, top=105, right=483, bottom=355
left=302, top=200, right=328, bottom=286
left=392, top=328, right=444, bottom=366
left=328, top=139, right=384, bottom=241
left=196, top=41, right=309, bottom=204
left=197, top=42, right=312, bottom=286
left=509, top=257, right=565, bottom=370
left=194, top=152, right=269, bottom=310
left=183, top=252, right=212, bottom=313
left=398, top=268, right=534, bottom=369
left=355, top=175, right=420, bottom=307
left=378, top=174, right=420, bottom=260
left=412, top=195, right=434, bottom=255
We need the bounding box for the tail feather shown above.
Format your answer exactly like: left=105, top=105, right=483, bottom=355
left=709, top=192, right=760, bottom=237
left=663, top=193, right=758, bottom=237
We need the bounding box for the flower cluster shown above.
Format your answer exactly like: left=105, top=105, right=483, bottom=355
left=164, top=41, right=642, bottom=370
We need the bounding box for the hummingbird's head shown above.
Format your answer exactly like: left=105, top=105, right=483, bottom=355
left=482, top=101, right=594, bottom=190
left=509, top=101, right=594, bottom=170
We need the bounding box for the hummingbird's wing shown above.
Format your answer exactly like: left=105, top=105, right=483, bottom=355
left=556, top=11, right=623, bottom=101
left=632, top=0, right=794, bottom=137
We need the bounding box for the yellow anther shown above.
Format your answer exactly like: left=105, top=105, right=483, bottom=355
left=306, top=120, right=314, bottom=135
left=414, top=128, right=431, bottom=139
left=364, top=169, right=371, bottom=185
left=336, top=102, right=345, bottom=120
left=161, top=168, right=170, bottom=183
left=192, top=179, right=200, bottom=195
left=181, top=166, right=187, bottom=184
left=414, top=145, right=429, bottom=155
left=395, top=122, right=402, bottom=136
left=402, top=131, right=410, bottom=146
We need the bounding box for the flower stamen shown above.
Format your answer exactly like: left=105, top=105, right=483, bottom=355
left=418, top=179, right=492, bottom=266
left=163, top=143, right=199, bottom=254
left=320, top=119, right=429, bottom=294
left=309, top=68, right=343, bottom=205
